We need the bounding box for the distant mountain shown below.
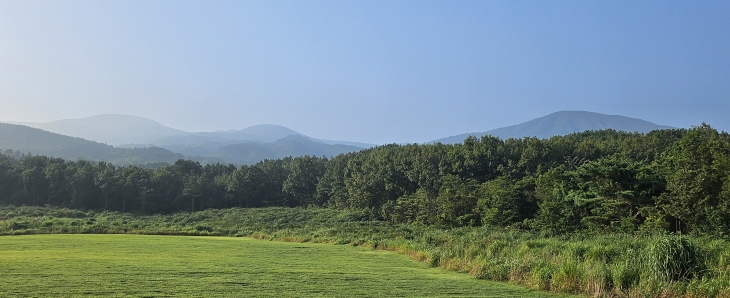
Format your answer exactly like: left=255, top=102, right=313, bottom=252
left=10, top=114, right=188, bottom=146
left=205, top=124, right=305, bottom=143
left=268, top=135, right=364, bottom=158
left=0, top=123, right=212, bottom=166
left=144, top=124, right=365, bottom=159
left=318, top=139, right=377, bottom=148
left=209, top=135, right=363, bottom=164
left=9, top=114, right=372, bottom=150
left=5, top=115, right=372, bottom=164
left=0, top=111, right=677, bottom=165
left=433, top=111, right=674, bottom=144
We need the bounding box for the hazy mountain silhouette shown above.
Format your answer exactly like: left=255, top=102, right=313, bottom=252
left=142, top=125, right=372, bottom=160
left=0, top=123, right=210, bottom=166
left=11, top=115, right=375, bottom=150
left=209, top=135, right=363, bottom=164
left=433, top=111, right=674, bottom=144
left=4, top=111, right=673, bottom=165
left=1, top=115, right=368, bottom=165
left=206, top=124, right=305, bottom=142
left=10, top=114, right=188, bottom=146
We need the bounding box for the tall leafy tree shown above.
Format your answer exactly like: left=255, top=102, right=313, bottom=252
left=283, top=156, right=327, bottom=207
left=436, top=174, right=479, bottom=227
left=658, top=124, right=730, bottom=234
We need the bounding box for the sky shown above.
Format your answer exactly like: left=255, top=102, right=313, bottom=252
left=1, top=1, right=728, bottom=144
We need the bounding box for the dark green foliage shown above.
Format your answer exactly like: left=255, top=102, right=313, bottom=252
left=567, top=157, right=662, bottom=232
left=1, top=125, right=730, bottom=238
left=282, top=155, right=327, bottom=206
left=436, top=175, right=479, bottom=226
left=658, top=124, right=730, bottom=235
left=478, top=176, right=537, bottom=227
left=531, top=168, right=582, bottom=234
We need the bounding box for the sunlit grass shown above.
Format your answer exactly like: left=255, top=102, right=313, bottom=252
left=0, top=234, right=576, bottom=297
left=2, top=206, right=730, bottom=297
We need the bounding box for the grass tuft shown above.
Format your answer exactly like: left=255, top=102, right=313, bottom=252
left=646, top=235, right=706, bottom=282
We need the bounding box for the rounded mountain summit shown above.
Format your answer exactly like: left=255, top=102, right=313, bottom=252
left=432, top=111, right=674, bottom=144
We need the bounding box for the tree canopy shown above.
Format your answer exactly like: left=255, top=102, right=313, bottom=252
left=2, top=125, right=730, bottom=236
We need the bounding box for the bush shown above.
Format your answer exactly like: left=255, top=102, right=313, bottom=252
left=646, top=235, right=705, bottom=282
left=194, top=224, right=213, bottom=232
left=10, top=221, right=30, bottom=230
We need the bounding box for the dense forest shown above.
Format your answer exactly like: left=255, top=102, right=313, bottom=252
left=2, top=124, right=729, bottom=236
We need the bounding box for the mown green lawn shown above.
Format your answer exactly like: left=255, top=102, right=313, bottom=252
left=0, top=234, right=577, bottom=297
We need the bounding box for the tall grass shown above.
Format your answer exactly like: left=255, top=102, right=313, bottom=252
left=1, top=205, right=730, bottom=297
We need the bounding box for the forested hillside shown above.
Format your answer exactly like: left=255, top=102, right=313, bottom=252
left=1, top=124, right=729, bottom=236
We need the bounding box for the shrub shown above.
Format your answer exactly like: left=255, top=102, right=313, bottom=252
left=646, top=235, right=705, bottom=282
left=10, top=221, right=30, bottom=230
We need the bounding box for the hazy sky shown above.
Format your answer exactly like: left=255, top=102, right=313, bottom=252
left=1, top=1, right=728, bottom=144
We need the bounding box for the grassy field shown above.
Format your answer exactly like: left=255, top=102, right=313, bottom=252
left=0, top=234, right=576, bottom=297
left=3, top=206, right=730, bottom=297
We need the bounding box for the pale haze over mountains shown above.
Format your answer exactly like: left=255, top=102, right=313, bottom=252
left=0, top=2, right=727, bottom=144
left=1, top=110, right=679, bottom=166
left=12, top=115, right=375, bottom=148
left=10, top=115, right=188, bottom=146
left=432, top=111, right=674, bottom=144
left=4, top=115, right=370, bottom=165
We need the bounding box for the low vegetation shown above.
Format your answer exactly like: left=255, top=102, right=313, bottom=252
left=2, top=206, right=729, bottom=297
left=1, top=234, right=574, bottom=297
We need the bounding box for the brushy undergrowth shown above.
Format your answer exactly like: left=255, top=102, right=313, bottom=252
left=1, top=205, right=730, bottom=298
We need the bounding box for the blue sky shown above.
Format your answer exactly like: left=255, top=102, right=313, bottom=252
left=1, top=1, right=728, bottom=144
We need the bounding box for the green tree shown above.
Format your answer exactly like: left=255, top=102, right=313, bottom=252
left=436, top=175, right=479, bottom=227
left=658, top=124, right=730, bottom=234
left=570, top=157, right=661, bottom=232
left=283, top=156, right=327, bottom=206
left=477, top=176, right=537, bottom=227
left=532, top=168, right=582, bottom=234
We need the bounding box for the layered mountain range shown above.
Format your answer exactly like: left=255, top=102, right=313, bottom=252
left=1, top=111, right=675, bottom=166
left=7, top=115, right=371, bottom=164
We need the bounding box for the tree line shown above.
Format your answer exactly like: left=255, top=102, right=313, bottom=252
left=2, top=124, right=730, bottom=236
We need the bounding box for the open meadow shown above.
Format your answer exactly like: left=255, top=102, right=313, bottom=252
left=0, top=234, right=576, bottom=297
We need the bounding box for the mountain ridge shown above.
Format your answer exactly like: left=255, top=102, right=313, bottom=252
left=5, top=115, right=375, bottom=149
left=0, top=123, right=220, bottom=166
left=9, top=114, right=189, bottom=146
left=1, top=111, right=679, bottom=166
left=432, top=111, right=674, bottom=144
left=209, top=135, right=363, bottom=164
left=0, top=121, right=366, bottom=166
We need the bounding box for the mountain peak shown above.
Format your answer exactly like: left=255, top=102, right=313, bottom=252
left=433, top=111, right=673, bottom=144
left=10, top=114, right=188, bottom=146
